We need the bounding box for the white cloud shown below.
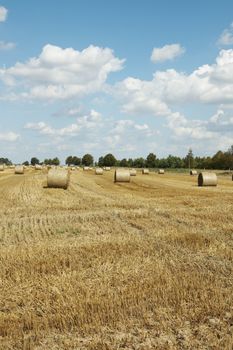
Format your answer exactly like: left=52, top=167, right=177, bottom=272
left=0, top=44, right=125, bottom=100
left=114, top=77, right=171, bottom=116
left=0, top=41, right=15, bottom=50
left=165, top=109, right=233, bottom=152
left=113, top=49, right=233, bottom=152
left=115, top=49, right=233, bottom=119
left=151, top=43, right=185, bottom=63
left=0, top=6, right=7, bottom=22
left=25, top=111, right=151, bottom=141
left=52, top=106, right=85, bottom=118
left=24, top=107, right=157, bottom=157
left=110, top=119, right=152, bottom=137
left=218, top=23, right=233, bottom=46
left=25, top=109, right=103, bottom=136
left=166, top=112, right=216, bottom=140
left=0, top=131, right=19, bottom=142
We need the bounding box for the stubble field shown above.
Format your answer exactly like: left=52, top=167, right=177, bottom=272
left=0, top=168, right=232, bottom=349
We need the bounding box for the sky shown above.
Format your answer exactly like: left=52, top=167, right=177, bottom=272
left=0, top=0, right=233, bottom=163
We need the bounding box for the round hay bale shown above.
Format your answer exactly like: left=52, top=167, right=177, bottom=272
left=158, top=169, right=165, bottom=174
left=142, top=168, right=149, bottom=174
left=0, top=164, right=5, bottom=171
left=47, top=169, right=69, bottom=189
left=114, top=169, right=130, bottom=183
left=190, top=170, right=197, bottom=175
left=15, top=165, right=24, bottom=174
left=35, top=164, right=42, bottom=170
left=105, top=167, right=111, bottom=171
left=198, top=172, right=217, bottom=187
left=95, top=168, right=103, bottom=175
left=83, top=166, right=89, bottom=171
left=130, top=169, right=137, bottom=176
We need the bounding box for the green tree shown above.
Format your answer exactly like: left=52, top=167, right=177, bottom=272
left=120, top=158, right=128, bottom=167
left=103, top=153, right=116, bottom=166
left=133, top=157, right=145, bottom=168
left=82, top=154, right=94, bottom=166
left=146, top=153, right=156, bottom=168
left=23, top=161, right=29, bottom=166
left=0, top=157, right=12, bottom=165
left=158, top=158, right=168, bottom=168
left=184, top=149, right=194, bottom=169
left=202, top=156, right=212, bottom=169
left=72, top=156, right=81, bottom=166
left=211, top=151, right=224, bottom=169
left=65, top=156, right=73, bottom=166
left=228, top=145, right=233, bottom=155
left=44, top=158, right=51, bottom=165
left=52, top=157, right=60, bottom=166
left=31, top=157, right=39, bottom=165
left=128, top=158, right=133, bottom=167
left=98, top=156, right=104, bottom=167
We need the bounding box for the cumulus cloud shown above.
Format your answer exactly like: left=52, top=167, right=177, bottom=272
left=52, top=105, right=87, bottom=118
left=25, top=109, right=103, bottom=136
left=115, top=48, right=233, bottom=119
left=0, top=41, right=15, bottom=50
left=165, top=109, right=233, bottom=150
left=110, top=119, right=153, bottom=137
left=0, top=6, right=7, bottom=22
left=24, top=108, right=156, bottom=156
left=217, top=23, right=233, bottom=46
left=114, top=77, right=171, bottom=116
left=166, top=112, right=216, bottom=140
left=0, top=44, right=125, bottom=100
left=151, top=43, right=185, bottom=63
left=0, top=131, right=19, bottom=142
left=113, top=49, right=233, bottom=151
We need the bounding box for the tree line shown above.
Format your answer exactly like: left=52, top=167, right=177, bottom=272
left=64, top=147, right=233, bottom=169
left=1, top=146, right=233, bottom=169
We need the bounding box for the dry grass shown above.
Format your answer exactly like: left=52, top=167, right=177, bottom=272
left=0, top=168, right=232, bottom=349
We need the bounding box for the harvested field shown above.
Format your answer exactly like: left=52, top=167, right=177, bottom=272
left=0, top=168, right=232, bottom=349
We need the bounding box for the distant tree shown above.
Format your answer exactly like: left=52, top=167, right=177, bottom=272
left=72, top=156, right=81, bottom=166
left=165, top=155, right=183, bottom=168
left=120, top=158, right=128, bottom=167
left=98, top=156, right=104, bottom=167
left=158, top=158, right=168, bottom=168
left=211, top=150, right=232, bottom=170
left=226, top=145, right=233, bottom=169
left=23, top=161, right=29, bottom=166
left=128, top=158, right=133, bottom=167
left=0, top=157, right=12, bottom=165
left=202, top=156, right=212, bottom=169
left=82, top=154, right=94, bottom=166
left=31, top=157, right=39, bottom=166
left=103, top=153, right=117, bottom=166
left=65, top=156, right=73, bottom=166
left=194, top=157, right=203, bottom=169
left=52, top=157, right=60, bottom=166
left=133, top=157, right=145, bottom=168
left=228, top=145, right=233, bottom=155
left=146, top=153, right=156, bottom=168
left=184, top=149, right=194, bottom=169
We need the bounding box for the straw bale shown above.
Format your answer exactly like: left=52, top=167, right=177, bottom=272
left=198, top=172, right=217, bottom=186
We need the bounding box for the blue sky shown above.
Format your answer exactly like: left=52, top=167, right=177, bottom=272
left=0, top=0, right=233, bottom=163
